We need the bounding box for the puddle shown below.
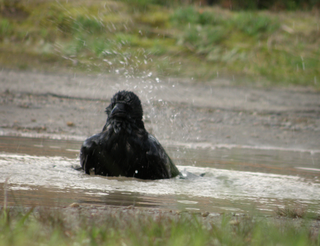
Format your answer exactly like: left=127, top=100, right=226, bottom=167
left=1, top=136, right=320, bottom=214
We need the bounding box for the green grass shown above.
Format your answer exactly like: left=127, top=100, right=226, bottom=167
left=0, top=19, right=13, bottom=36
left=1, top=206, right=319, bottom=246
left=0, top=0, right=319, bottom=88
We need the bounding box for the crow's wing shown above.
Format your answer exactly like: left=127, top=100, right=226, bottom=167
left=146, top=134, right=180, bottom=178
left=80, top=131, right=129, bottom=176
left=80, top=133, right=102, bottom=174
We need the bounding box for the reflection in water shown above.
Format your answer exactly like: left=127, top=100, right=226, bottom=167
left=0, top=136, right=320, bottom=214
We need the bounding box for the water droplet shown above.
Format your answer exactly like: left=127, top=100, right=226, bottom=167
left=103, top=59, right=112, bottom=65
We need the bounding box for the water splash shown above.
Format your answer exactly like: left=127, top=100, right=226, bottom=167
left=1, top=152, right=320, bottom=213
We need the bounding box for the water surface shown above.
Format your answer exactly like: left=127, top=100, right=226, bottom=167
left=1, top=136, right=319, bottom=214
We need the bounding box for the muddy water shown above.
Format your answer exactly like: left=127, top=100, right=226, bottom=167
left=1, top=136, right=320, bottom=214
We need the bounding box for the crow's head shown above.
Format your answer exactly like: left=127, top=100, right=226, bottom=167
left=105, top=91, right=144, bottom=133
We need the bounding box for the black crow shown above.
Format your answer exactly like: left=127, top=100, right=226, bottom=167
left=80, top=90, right=180, bottom=180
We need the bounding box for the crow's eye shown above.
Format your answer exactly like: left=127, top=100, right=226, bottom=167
left=123, top=104, right=132, bottom=113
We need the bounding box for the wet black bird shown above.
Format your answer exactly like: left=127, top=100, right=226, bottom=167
left=80, top=90, right=180, bottom=180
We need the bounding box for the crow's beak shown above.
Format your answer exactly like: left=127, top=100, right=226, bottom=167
left=110, top=103, right=127, bottom=118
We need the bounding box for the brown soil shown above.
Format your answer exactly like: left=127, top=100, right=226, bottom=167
left=0, top=69, right=319, bottom=150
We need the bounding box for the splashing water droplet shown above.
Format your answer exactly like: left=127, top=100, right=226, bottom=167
left=103, top=59, right=112, bottom=65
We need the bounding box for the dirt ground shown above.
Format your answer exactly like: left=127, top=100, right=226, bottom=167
left=0, top=69, right=319, bottom=150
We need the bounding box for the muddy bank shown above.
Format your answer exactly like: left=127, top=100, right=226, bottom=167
left=0, top=69, right=319, bottom=150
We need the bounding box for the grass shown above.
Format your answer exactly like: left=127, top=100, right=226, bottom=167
left=1, top=205, right=319, bottom=246
left=0, top=0, right=319, bottom=88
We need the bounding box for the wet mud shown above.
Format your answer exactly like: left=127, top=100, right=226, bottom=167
left=0, top=69, right=319, bottom=149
